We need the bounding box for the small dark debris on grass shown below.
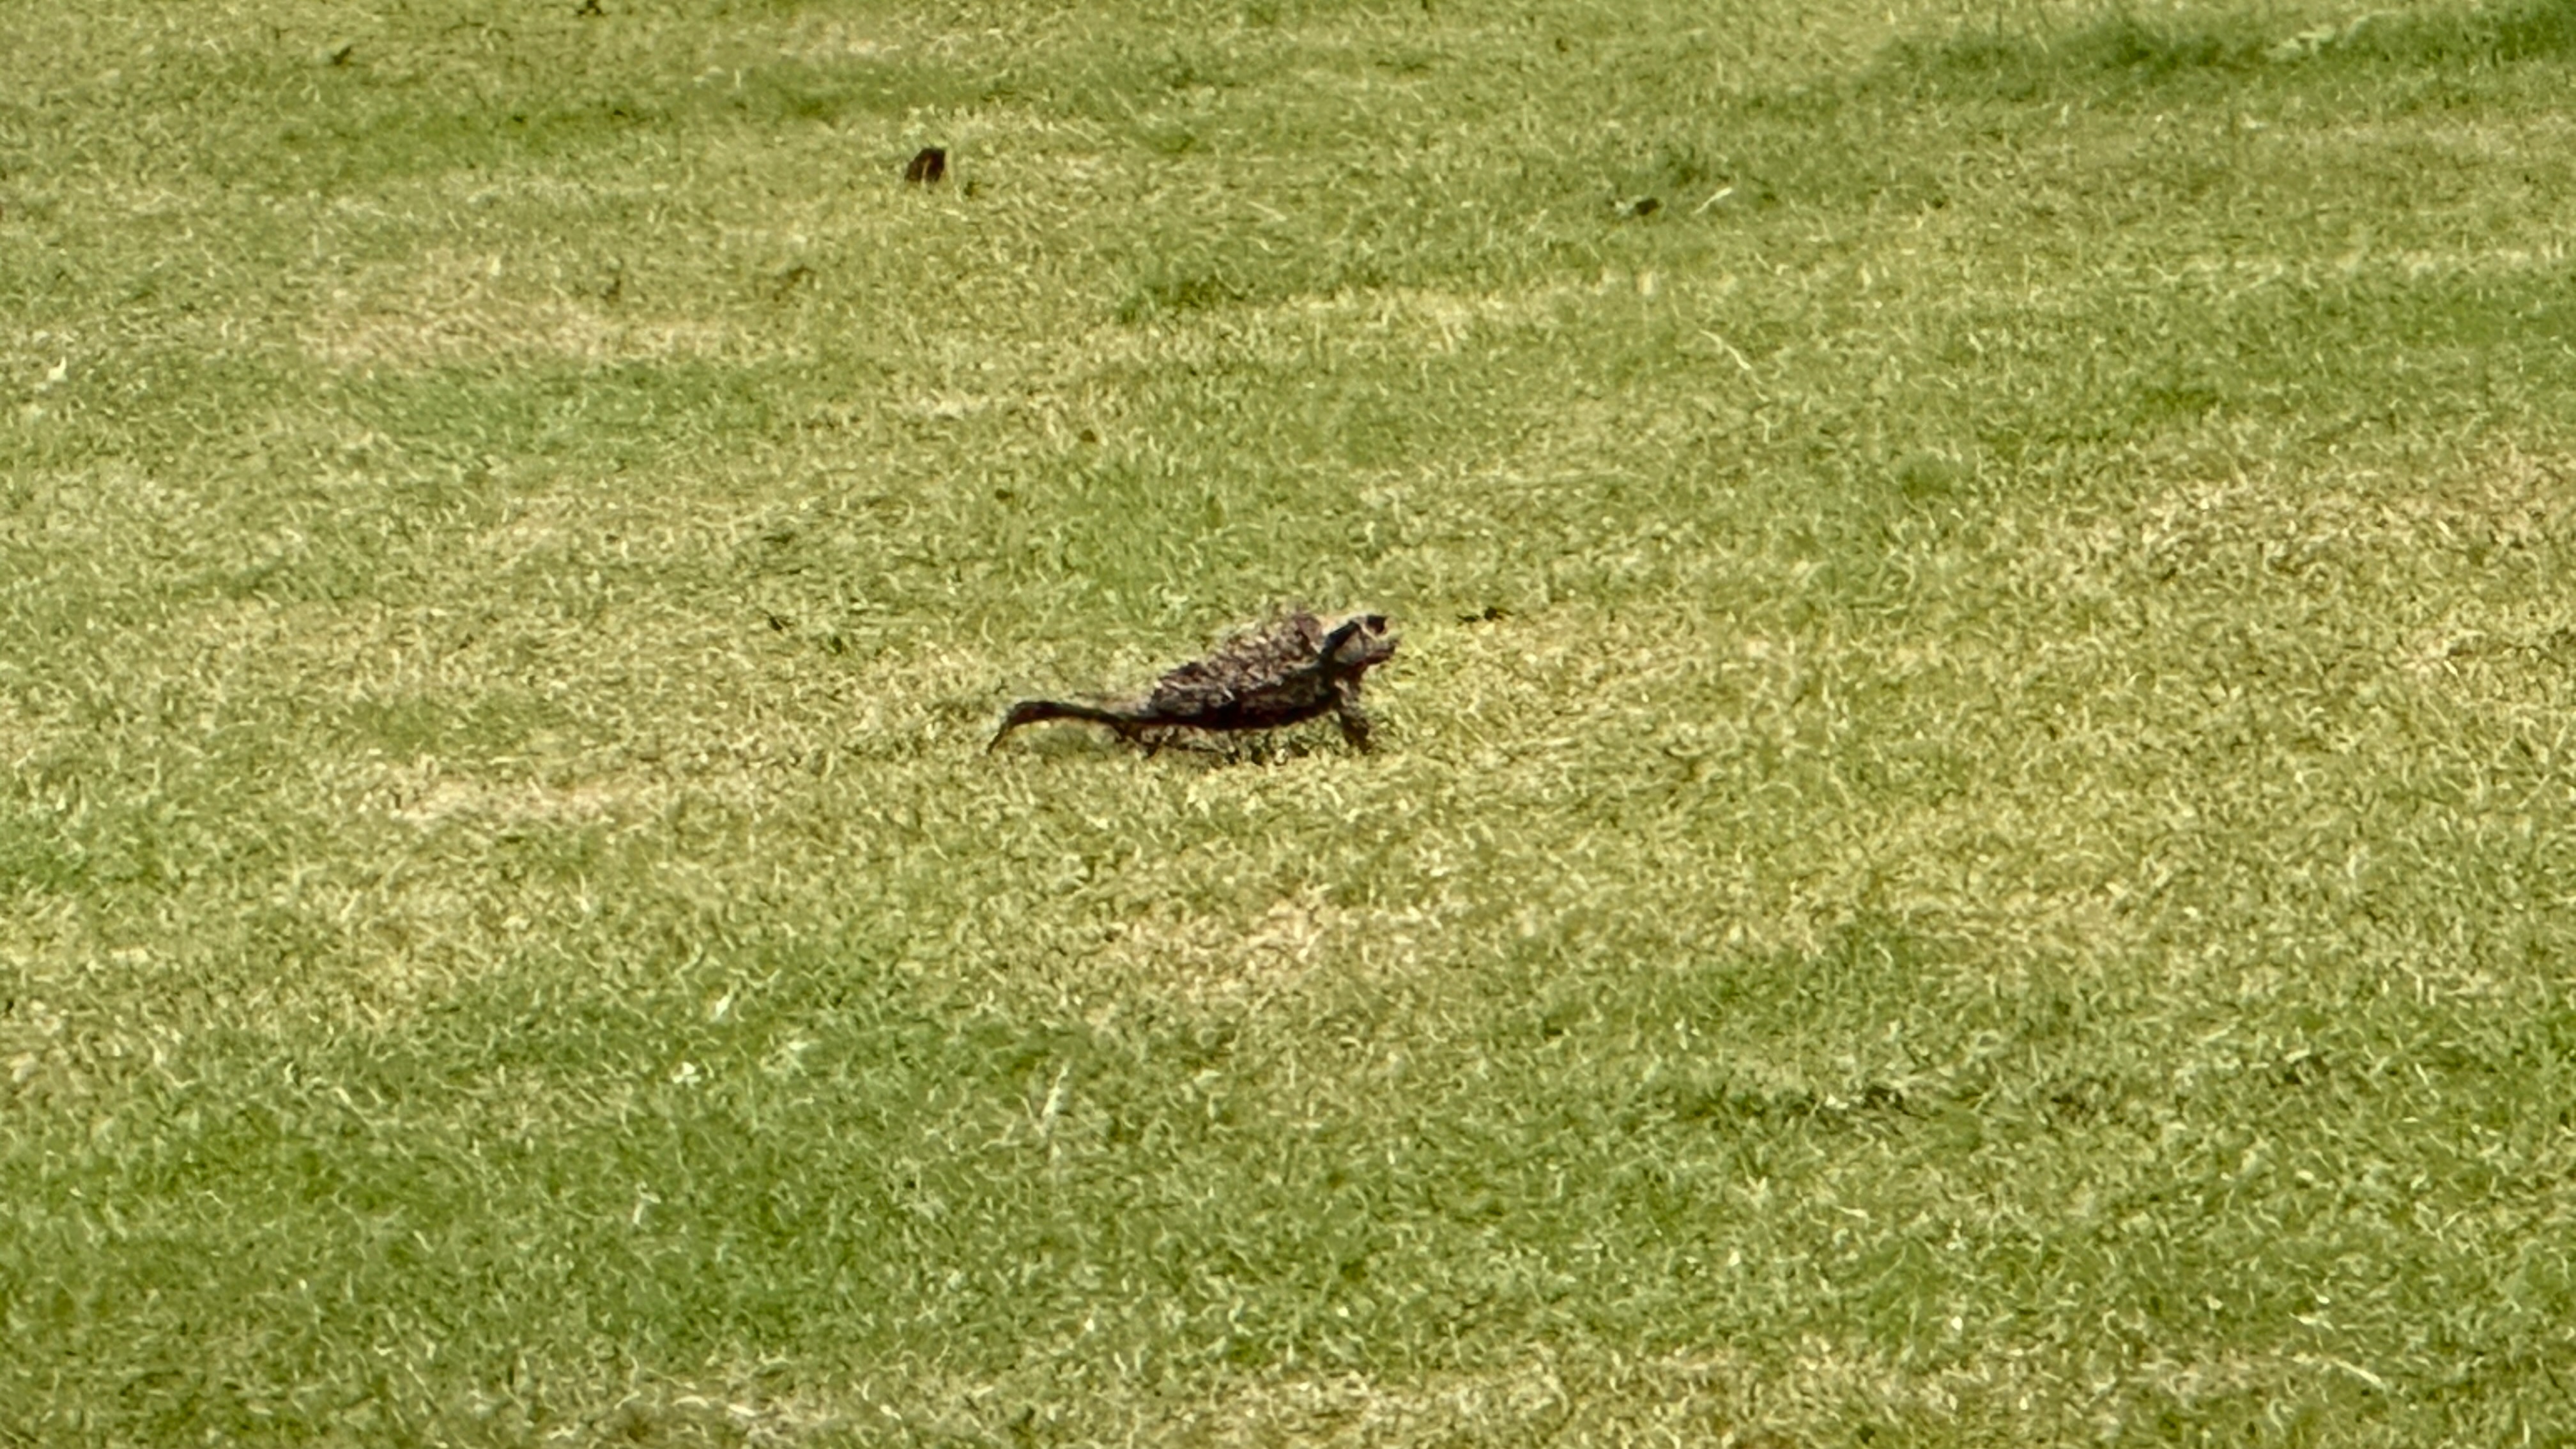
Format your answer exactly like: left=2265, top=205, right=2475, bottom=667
left=2276, top=1049, right=2329, bottom=1088
left=574, top=0, right=604, bottom=15
left=1459, top=604, right=1510, bottom=624
left=326, top=43, right=355, bottom=66
left=905, top=146, right=948, bottom=185
left=766, top=613, right=790, bottom=632
left=1614, top=195, right=1661, bottom=220
left=773, top=264, right=815, bottom=299
left=1894, top=450, right=1965, bottom=501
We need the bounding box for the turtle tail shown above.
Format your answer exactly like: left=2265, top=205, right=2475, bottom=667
left=989, top=698, right=1139, bottom=751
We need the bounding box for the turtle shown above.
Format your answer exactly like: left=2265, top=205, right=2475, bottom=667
left=990, top=610, right=1397, bottom=754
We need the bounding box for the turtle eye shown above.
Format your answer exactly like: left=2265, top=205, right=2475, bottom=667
left=1362, top=614, right=1388, bottom=633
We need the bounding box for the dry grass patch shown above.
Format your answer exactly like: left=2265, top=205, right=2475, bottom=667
left=567, top=1342, right=2402, bottom=1448
left=1074, top=889, right=1451, bottom=1013
left=307, top=248, right=744, bottom=371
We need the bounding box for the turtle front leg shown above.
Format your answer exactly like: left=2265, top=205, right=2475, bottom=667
left=1334, top=698, right=1374, bottom=751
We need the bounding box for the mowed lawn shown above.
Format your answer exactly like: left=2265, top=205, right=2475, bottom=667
left=8, top=0, right=2576, bottom=1443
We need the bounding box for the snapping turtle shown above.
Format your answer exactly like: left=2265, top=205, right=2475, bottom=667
left=991, top=611, right=1397, bottom=753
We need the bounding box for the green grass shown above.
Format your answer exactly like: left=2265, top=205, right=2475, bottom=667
left=8, top=0, right=2576, bottom=1442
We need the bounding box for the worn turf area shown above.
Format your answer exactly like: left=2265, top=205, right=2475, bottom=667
left=8, top=0, right=2576, bottom=1443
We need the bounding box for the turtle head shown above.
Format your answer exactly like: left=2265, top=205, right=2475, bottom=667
left=1322, top=613, right=1398, bottom=675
